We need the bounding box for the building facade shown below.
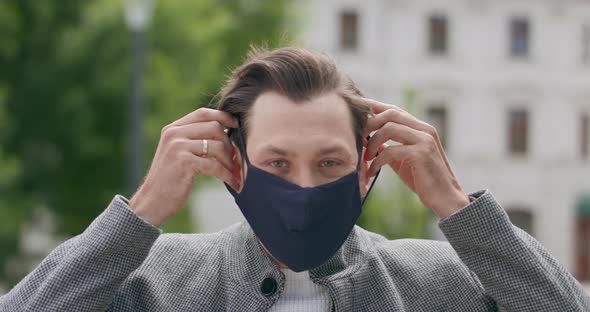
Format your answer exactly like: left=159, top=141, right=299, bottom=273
left=293, top=0, right=590, bottom=279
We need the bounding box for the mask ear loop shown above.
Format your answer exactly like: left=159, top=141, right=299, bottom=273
left=360, top=134, right=381, bottom=207
left=362, top=168, right=380, bottom=207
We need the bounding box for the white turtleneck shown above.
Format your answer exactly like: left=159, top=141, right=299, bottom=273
left=268, top=268, right=332, bottom=311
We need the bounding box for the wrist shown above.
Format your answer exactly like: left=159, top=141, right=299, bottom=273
left=433, top=191, right=471, bottom=220
left=129, top=189, right=166, bottom=227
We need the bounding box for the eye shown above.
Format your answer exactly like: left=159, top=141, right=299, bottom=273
left=320, top=159, right=341, bottom=168
left=269, top=159, right=288, bottom=168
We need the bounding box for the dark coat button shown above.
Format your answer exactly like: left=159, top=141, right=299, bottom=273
left=260, top=277, right=277, bottom=297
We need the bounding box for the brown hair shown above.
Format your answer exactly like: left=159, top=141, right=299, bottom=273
left=217, top=46, right=371, bottom=152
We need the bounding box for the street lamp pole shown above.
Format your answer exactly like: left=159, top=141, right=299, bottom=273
left=124, top=0, right=155, bottom=195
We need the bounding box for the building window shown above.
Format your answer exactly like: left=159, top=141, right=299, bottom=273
left=510, top=17, right=530, bottom=58
left=583, top=25, right=590, bottom=64
left=426, top=106, right=448, bottom=148
left=508, top=109, right=528, bottom=155
left=428, top=15, right=448, bottom=55
left=506, top=208, right=534, bottom=236
left=339, top=11, right=358, bottom=51
left=581, top=112, right=589, bottom=159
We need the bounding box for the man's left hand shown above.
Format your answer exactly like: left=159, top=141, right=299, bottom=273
left=362, top=98, right=470, bottom=220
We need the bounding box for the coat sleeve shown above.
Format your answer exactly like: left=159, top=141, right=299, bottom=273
left=438, top=189, right=590, bottom=311
left=0, top=195, right=162, bottom=312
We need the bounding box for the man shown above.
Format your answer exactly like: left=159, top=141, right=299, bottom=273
left=0, top=47, right=589, bottom=311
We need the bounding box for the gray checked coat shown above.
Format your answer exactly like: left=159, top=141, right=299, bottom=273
left=0, top=189, right=589, bottom=311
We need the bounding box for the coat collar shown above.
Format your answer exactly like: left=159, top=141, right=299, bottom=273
left=221, top=221, right=376, bottom=311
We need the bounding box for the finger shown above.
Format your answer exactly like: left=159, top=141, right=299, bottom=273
left=185, top=139, right=234, bottom=171
left=360, top=98, right=407, bottom=116
left=368, top=145, right=415, bottom=177
left=191, top=154, right=240, bottom=190
left=164, top=121, right=233, bottom=148
left=364, top=107, right=430, bottom=137
left=390, top=159, right=403, bottom=173
left=366, top=122, right=428, bottom=160
left=170, top=108, right=239, bottom=129
left=365, top=142, right=387, bottom=161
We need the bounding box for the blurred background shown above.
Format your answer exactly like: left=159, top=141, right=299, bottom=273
left=0, top=0, right=588, bottom=294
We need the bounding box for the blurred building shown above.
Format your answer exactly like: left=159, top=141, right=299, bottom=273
left=292, top=0, right=590, bottom=279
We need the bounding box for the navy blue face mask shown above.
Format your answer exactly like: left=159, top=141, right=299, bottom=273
left=224, top=118, right=380, bottom=272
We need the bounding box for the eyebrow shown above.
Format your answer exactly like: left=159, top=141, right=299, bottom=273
left=262, top=145, right=290, bottom=156
left=318, top=145, right=350, bottom=156
left=260, top=144, right=351, bottom=157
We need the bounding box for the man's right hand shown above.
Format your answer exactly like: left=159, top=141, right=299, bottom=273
left=128, top=108, right=240, bottom=227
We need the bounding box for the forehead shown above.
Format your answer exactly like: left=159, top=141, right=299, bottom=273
left=246, top=91, right=356, bottom=151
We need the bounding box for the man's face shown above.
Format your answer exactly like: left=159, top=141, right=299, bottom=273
left=234, top=91, right=370, bottom=194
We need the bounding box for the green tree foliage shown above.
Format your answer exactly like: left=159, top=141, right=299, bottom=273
left=0, top=0, right=289, bottom=285
left=357, top=175, right=435, bottom=240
